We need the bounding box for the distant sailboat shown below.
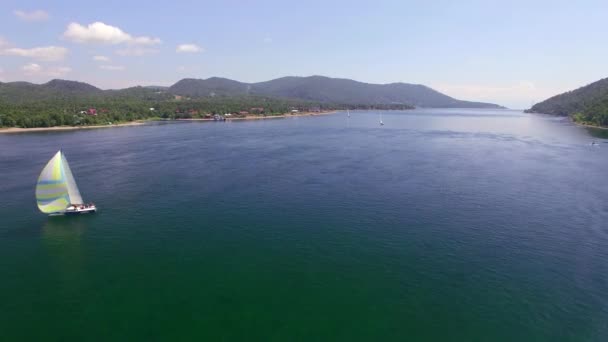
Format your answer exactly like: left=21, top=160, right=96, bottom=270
left=36, top=150, right=96, bottom=215
left=347, top=109, right=351, bottom=118
left=380, top=112, right=384, bottom=126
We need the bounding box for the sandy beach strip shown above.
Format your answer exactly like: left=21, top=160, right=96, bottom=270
left=0, top=121, right=146, bottom=134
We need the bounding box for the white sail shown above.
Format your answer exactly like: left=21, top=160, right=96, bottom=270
left=35, top=151, right=84, bottom=214
left=36, top=151, right=69, bottom=213
left=61, top=153, right=83, bottom=205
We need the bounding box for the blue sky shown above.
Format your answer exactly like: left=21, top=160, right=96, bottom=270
left=0, top=0, right=607, bottom=108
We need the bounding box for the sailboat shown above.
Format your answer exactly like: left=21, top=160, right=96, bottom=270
left=36, top=150, right=96, bottom=216
left=380, top=112, right=384, bottom=126
left=347, top=109, right=351, bottom=118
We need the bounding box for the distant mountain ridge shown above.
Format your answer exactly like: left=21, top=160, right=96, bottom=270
left=0, top=76, right=503, bottom=108
left=0, top=79, right=103, bottom=104
left=169, top=75, right=503, bottom=108
left=0, top=79, right=169, bottom=104
left=44, top=79, right=101, bottom=93
left=169, top=77, right=249, bottom=97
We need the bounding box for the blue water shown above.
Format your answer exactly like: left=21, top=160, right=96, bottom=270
left=1, top=109, right=607, bottom=341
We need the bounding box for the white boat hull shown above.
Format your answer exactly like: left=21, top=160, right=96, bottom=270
left=51, top=205, right=97, bottom=216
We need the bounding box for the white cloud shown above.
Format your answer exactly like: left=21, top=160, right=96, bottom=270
left=1, top=46, right=68, bottom=61
left=115, top=47, right=159, bottom=56
left=131, top=36, right=161, bottom=45
left=21, top=63, right=71, bottom=77
left=22, top=63, right=42, bottom=73
left=176, top=44, right=202, bottom=53
left=14, top=10, right=50, bottom=22
left=99, top=65, right=125, bottom=71
left=93, top=55, right=110, bottom=62
left=176, top=65, right=200, bottom=73
left=47, top=66, right=72, bottom=77
left=63, top=22, right=161, bottom=45
left=64, top=22, right=130, bottom=44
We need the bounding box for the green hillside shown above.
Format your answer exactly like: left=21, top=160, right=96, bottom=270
left=527, top=77, right=608, bottom=127
left=169, top=75, right=503, bottom=108
left=0, top=75, right=504, bottom=129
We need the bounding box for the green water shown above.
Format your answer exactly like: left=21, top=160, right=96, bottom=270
left=1, top=109, right=607, bottom=340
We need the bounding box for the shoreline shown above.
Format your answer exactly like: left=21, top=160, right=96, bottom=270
left=0, top=121, right=146, bottom=134
left=527, top=112, right=608, bottom=130
left=0, top=111, right=337, bottom=134
left=573, top=121, right=608, bottom=130
left=176, top=110, right=337, bottom=122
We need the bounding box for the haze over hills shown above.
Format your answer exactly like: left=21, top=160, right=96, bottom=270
left=528, top=77, right=608, bottom=127
left=0, top=76, right=503, bottom=108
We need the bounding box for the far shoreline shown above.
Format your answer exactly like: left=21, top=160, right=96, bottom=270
left=176, top=110, right=336, bottom=122
left=526, top=111, right=608, bottom=131
left=0, top=121, right=147, bottom=134
left=574, top=121, right=608, bottom=131
left=0, top=111, right=337, bottom=134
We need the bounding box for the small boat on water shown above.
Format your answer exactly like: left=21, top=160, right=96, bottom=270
left=36, top=150, right=96, bottom=216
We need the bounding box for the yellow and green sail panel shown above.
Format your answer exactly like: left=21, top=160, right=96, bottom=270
left=36, top=151, right=84, bottom=214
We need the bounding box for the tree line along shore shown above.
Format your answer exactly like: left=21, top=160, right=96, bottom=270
left=0, top=111, right=340, bottom=134
left=0, top=96, right=412, bottom=130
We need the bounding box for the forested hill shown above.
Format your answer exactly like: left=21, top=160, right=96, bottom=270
left=527, top=77, right=608, bottom=127
left=169, top=76, right=503, bottom=108
left=0, top=80, right=98, bottom=103
left=0, top=76, right=502, bottom=108
left=0, top=80, right=166, bottom=103
left=0, top=76, right=504, bottom=128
